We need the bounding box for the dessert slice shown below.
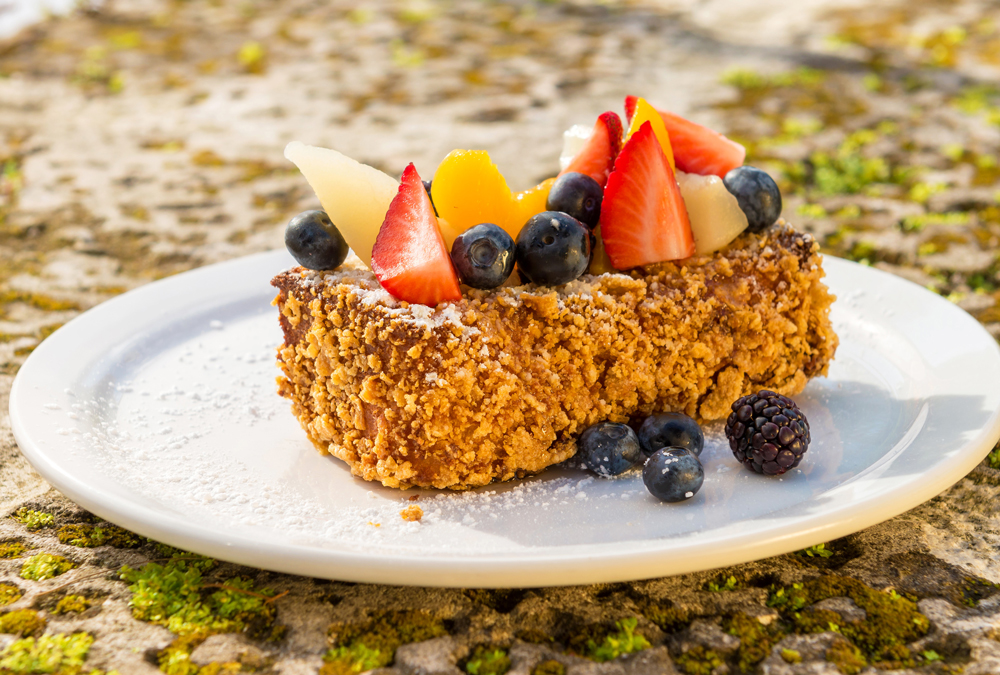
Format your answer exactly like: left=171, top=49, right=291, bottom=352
left=272, top=222, right=837, bottom=489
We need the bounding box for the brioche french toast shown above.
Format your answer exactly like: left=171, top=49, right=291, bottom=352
left=272, top=221, right=836, bottom=489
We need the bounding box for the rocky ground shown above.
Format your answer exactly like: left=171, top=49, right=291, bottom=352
left=2, top=0, right=1000, bottom=672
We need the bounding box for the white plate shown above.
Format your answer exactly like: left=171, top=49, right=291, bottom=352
left=10, top=252, right=1000, bottom=587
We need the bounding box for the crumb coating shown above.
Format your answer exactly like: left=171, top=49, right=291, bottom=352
left=271, top=221, right=837, bottom=490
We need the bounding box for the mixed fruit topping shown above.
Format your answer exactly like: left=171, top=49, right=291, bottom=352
left=283, top=96, right=784, bottom=307
left=578, top=391, right=811, bottom=502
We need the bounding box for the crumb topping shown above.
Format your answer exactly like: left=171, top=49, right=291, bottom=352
left=271, top=221, right=838, bottom=490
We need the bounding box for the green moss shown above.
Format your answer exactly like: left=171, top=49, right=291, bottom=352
left=790, top=607, right=844, bottom=634
left=901, top=211, right=970, bottom=232
left=464, top=646, right=510, bottom=675
left=120, top=554, right=281, bottom=674
left=0, top=584, right=22, bottom=607
left=826, top=639, right=867, bottom=674
left=530, top=660, right=565, bottom=675
left=0, top=609, right=46, bottom=637
left=56, top=524, right=140, bottom=549
left=781, top=648, right=802, bottom=664
left=723, top=612, right=784, bottom=672
left=10, top=509, right=54, bottom=531
left=0, top=632, right=94, bottom=673
left=797, top=544, right=834, bottom=559
left=53, top=595, right=92, bottom=615
left=988, top=443, right=1000, bottom=470
left=768, top=576, right=930, bottom=667
left=0, top=542, right=27, bottom=558
left=674, top=645, right=723, bottom=675
left=960, top=577, right=1000, bottom=607
left=705, top=575, right=739, bottom=592
left=582, top=617, right=649, bottom=662
left=642, top=604, right=690, bottom=634
left=321, top=610, right=447, bottom=674
left=20, top=553, right=75, bottom=581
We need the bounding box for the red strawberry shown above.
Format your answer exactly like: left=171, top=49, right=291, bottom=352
left=599, top=121, right=694, bottom=269
left=372, top=163, right=462, bottom=306
left=624, top=96, right=745, bottom=178
left=560, top=111, right=623, bottom=187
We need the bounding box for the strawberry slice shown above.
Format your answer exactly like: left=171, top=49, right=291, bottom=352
left=624, top=96, right=745, bottom=178
left=560, top=111, right=623, bottom=187
left=599, top=121, right=694, bottom=269
left=372, top=163, right=462, bottom=306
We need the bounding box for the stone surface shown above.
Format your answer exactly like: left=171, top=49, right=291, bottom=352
left=1, top=0, right=1000, bottom=673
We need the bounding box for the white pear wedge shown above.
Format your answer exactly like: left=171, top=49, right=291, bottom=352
left=677, top=171, right=749, bottom=255
left=284, top=141, right=399, bottom=269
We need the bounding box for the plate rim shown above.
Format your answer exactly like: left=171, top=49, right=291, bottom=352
left=10, top=251, right=1000, bottom=587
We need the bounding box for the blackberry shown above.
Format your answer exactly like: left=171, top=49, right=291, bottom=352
left=725, top=390, right=810, bottom=476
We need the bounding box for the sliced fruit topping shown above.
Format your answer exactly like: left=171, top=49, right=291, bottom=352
left=677, top=171, right=748, bottom=255
left=599, top=122, right=695, bottom=269
left=284, top=142, right=399, bottom=270
left=546, top=172, right=603, bottom=229
left=723, top=166, right=782, bottom=232
left=560, top=111, right=623, bottom=187
left=450, top=223, right=515, bottom=290
left=371, top=163, right=462, bottom=306
left=284, top=210, right=350, bottom=271
left=587, top=226, right=615, bottom=275
left=514, top=177, right=556, bottom=227
left=515, top=211, right=591, bottom=286
left=560, top=124, right=594, bottom=172
left=624, top=96, right=745, bottom=178
left=624, top=97, right=675, bottom=171
left=431, top=150, right=521, bottom=241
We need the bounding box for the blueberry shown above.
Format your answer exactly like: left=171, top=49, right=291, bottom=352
left=515, top=211, right=591, bottom=286
left=545, top=172, right=603, bottom=229
left=638, top=413, right=704, bottom=457
left=284, top=210, right=349, bottom=270
left=643, top=447, right=704, bottom=502
left=723, top=166, right=782, bottom=233
left=578, top=422, right=642, bottom=477
left=450, top=223, right=515, bottom=289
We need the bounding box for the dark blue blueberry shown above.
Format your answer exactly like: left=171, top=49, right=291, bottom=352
left=545, top=172, right=603, bottom=229
left=723, top=166, right=782, bottom=233
left=515, top=211, right=591, bottom=286
left=643, top=447, right=704, bottom=502
left=450, top=223, right=515, bottom=290
left=638, top=413, right=704, bottom=457
left=284, top=210, right=349, bottom=271
left=578, top=422, right=642, bottom=477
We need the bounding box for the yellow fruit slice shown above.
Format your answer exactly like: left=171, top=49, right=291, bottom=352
left=587, top=226, right=616, bottom=275
left=431, top=150, right=521, bottom=241
left=513, top=177, right=557, bottom=230
left=437, top=216, right=464, bottom=251
left=625, top=97, right=676, bottom=171
left=284, top=141, right=398, bottom=269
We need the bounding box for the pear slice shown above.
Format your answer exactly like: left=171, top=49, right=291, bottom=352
left=677, top=171, right=749, bottom=255
left=284, top=141, right=399, bottom=269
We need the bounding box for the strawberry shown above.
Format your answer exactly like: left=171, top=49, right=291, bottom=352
left=560, top=111, right=623, bottom=187
left=372, top=163, right=462, bottom=306
left=624, top=96, right=745, bottom=178
left=599, top=121, right=694, bottom=269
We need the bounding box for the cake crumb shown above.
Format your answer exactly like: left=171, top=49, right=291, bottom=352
left=400, top=505, right=424, bottom=522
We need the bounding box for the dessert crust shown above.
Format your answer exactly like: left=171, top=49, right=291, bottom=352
left=271, top=221, right=838, bottom=490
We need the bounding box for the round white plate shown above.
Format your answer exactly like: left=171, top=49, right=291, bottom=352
left=10, top=251, right=1000, bottom=587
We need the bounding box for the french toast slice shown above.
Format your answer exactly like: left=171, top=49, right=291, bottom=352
left=272, top=221, right=837, bottom=490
